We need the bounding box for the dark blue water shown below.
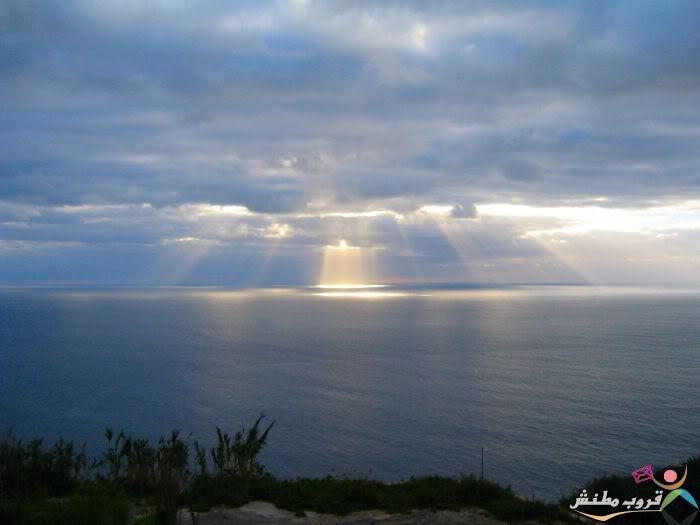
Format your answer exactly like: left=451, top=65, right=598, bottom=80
left=2, top=286, right=700, bottom=500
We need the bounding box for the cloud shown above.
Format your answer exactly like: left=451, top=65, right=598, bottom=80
left=450, top=203, right=477, bottom=219
left=2, top=1, right=700, bottom=284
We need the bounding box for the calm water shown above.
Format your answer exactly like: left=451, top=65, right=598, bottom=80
left=1, top=285, right=700, bottom=500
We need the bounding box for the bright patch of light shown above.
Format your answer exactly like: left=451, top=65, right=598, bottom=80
left=183, top=204, right=252, bottom=217
left=411, top=23, right=429, bottom=51
left=326, top=239, right=356, bottom=250
left=161, top=237, right=222, bottom=245
left=296, top=210, right=401, bottom=219
left=264, top=223, right=291, bottom=238
left=419, top=205, right=453, bottom=216
left=313, top=284, right=387, bottom=290
left=313, top=291, right=408, bottom=299
left=477, top=201, right=700, bottom=236
left=319, top=240, right=376, bottom=286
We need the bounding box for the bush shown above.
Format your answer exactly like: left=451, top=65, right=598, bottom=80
left=0, top=483, right=128, bottom=525
left=1, top=415, right=575, bottom=524
left=0, top=434, right=90, bottom=501
left=154, top=431, right=189, bottom=525
left=206, top=413, right=274, bottom=479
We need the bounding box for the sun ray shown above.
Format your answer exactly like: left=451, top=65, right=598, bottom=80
left=318, top=239, right=374, bottom=287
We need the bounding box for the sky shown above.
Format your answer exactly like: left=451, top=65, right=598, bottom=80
left=2, top=0, right=700, bottom=286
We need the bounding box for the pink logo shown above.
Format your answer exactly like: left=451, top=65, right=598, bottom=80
left=631, top=465, right=654, bottom=484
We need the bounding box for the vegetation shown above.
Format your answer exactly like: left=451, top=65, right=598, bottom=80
left=0, top=484, right=129, bottom=525
left=221, top=474, right=565, bottom=522
left=1, top=416, right=274, bottom=525
left=0, top=435, right=92, bottom=500
left=1, top=414, right=576, bottom=524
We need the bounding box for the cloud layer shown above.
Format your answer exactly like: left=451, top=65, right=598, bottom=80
left=2, top=1, right=700, bottom=285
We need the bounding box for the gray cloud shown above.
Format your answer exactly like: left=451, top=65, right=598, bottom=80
left=2, top=0, right=700, bottom=284
left=450, top=203, right=477, bottom=219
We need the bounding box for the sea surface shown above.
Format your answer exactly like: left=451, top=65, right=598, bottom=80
left=1, top=285, right=700, bottom=500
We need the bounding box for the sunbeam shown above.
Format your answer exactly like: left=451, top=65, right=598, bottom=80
left=318, top=239, right=376, bottom=287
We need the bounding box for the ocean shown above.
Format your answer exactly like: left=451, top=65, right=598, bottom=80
left=1, top=285, right=699, bottom=500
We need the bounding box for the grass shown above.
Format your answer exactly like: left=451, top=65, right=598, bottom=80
left=0, top=435, right=91, bottom=500
left=0, top=414, right=598, bottom=524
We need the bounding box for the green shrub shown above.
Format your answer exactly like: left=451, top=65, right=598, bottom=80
left=206, top=413, right=274, bottom=479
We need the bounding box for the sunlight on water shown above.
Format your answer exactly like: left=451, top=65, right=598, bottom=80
left=313, top=284, right=387, bottom=290
left=313, top=291, right=410, bottom=299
